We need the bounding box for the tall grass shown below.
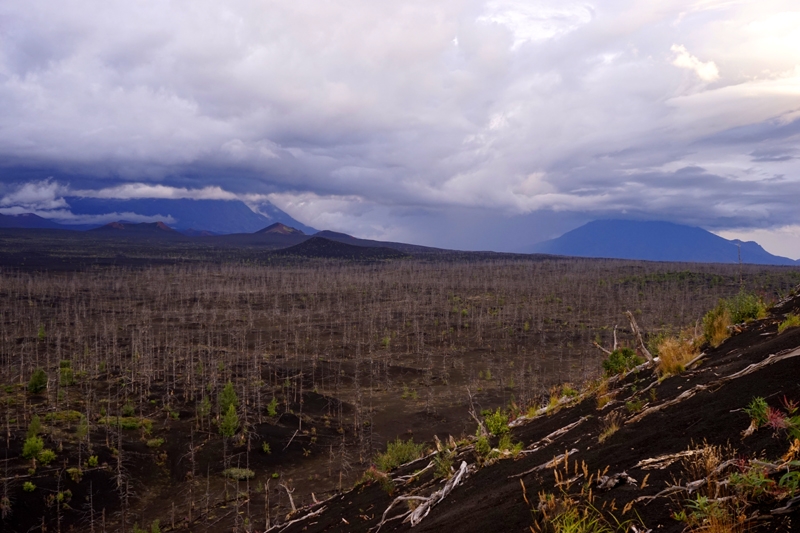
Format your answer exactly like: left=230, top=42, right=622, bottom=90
left=703, top=291, right=766, bottom=348
left=657, top=333, right=700, bottom=376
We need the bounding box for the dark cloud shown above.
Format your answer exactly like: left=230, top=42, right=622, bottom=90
left=1, top=1, right=800, bottom=254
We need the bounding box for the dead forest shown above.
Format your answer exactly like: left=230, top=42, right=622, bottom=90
left=1, top=258, right=799, bottom=532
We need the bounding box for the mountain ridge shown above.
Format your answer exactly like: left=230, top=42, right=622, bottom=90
left=530, top=219, right=797, bottom=265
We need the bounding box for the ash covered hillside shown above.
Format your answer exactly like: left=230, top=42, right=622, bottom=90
left=280, top=289, right=800, bottom=533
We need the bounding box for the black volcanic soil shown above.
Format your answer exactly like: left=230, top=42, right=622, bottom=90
left=273, top=237, right=409, bottom=260
left=273, top=296, right=800, bottom=533
left=1, top=260, right=800, bottom=532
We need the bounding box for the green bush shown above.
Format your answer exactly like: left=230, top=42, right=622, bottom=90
left=744, top=397, right=769, bottom=427
left=121, top=402, right=135, bottom=417
left=727, top=291, right=766, bottom=324
left=23, top=481, right=36, bottom=492
left=219, top=381, right=239, bottom=415
left=267, top=396, right=279, bottom=417
left=146, top=438, right=164, bottom=448
left=27, top=415, right=43, bottom=439
left=38, top=449, right=56, bottom=465
left=601, top=348, right=643, bottom=376
left=22, top=436, right=43, bottom=460
left=474, top=434, right=491, bottom=460
left=375, top=438, right=425, bottom=472
left=219, top=404, right=239, bottom=438
left=27, top=369, right=47, bottom=394
left=87, top=455, right=99, bottom=468
left=778, top=314, right=800, bottom=334
left=482, top=408, right=510, bottom=436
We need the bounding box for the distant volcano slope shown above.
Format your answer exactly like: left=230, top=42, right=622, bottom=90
left=63, top=196, right=318, bottom=235
left=531, top=220, right=797, bottom=265
left=277, top=289, right=800, bottom=532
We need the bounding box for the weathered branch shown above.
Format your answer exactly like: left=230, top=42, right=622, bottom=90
left=509, top=449, right=578, bottom=479
left=626, top=311, right=653, bottom=362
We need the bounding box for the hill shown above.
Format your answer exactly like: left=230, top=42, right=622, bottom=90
left=0, top=213, right=76, bottom=230
left=272, top=236, right=408, bottom=260
left=256, top=222, right=305, bottom=235
left=271, top=291, right=800, bottom=532
left=314, top=230, right=442, bottom=254
left=530, top=220, right=797, bottom=265
left=63, top=196, right=317, bottom=235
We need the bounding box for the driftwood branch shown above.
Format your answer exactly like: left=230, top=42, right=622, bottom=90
left=265, top=505, right=327, bottom=533
left=626, top=311, right=653, bottom=362
left=520, top=417, right=590, bottom=454
left=279, top=483, right=297, bottom=514
left=375, top=461, right=474, bottom=531
left=509, top=449, right=578, bottom=479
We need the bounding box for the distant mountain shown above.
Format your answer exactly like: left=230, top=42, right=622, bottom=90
left=0, top=213, right=72, bottom=230
left=530, top=220, right=797, bottom=266
left=62, top=197, right=317, bottom=235
left=273, top=237, right=408, bottom=260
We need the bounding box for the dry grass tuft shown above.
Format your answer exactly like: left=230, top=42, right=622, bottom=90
left=657, top=331, right=700, bottom=377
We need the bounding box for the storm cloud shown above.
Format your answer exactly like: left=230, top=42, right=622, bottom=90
left=1, top=1, right=800, bottom=254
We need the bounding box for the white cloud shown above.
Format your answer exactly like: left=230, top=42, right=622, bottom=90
left=671, top=44, right=720, bottom=82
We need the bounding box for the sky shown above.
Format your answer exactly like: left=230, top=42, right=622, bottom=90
left=2, top=0, right=800, bottom=256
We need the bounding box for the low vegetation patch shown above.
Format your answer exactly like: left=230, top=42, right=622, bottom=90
left=703, top=290, right=767, bottom=347
left=375, top=438, right=425, bottom=472
left=601, top=347, right=643, bottom=376
left=223, top=468, right=255, bottom=480
left=778, top=313, right=800, bottom=334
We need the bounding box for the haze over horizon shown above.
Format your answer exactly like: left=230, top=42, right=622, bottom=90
left=2, top=1, right=800, bottom=258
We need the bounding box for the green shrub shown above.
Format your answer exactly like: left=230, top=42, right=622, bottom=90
left=219, top=404, right=239, bottom=438
left=38, top=449, right=56, bottom=465
left=87, top=455, right=99, bottom=468
left=23, top=481, right=36, bottom=492
left=67, top=467, right=83, bottom=482
left=358, top=465, right=395, bottom=494
left=482, top=408, right=510, bottom=436
left=601, top=348, right=643, bottom=376
left=778, top=314, right=800, bottom=334
left=219, top=381, right=239, bottom=415
left=744, top=397, right=769, bottom=427
left=266, top=396, right=278, bottom=417
left=27, top=369, right=47, bottom=394
left=497, top=434, right=523, bottom=457
left=22, top=436, right=43, bottom=460
left=223, top=468, right=255, bottom=480
left=146, top=438, right=165, bottom=448
left=474, top=434, right=491, bottom=461
left=121, top=402, right=135, bottom=417
left=727, top=291, right=766, bottom=324
left=261, top=442, right=271, bottom=454
left=375, top=438, right=425, bottom=472
left=27, top=415, right=42, bottom=439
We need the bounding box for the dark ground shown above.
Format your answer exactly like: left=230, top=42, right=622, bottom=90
left=274, top=293, right=800, bottom=533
